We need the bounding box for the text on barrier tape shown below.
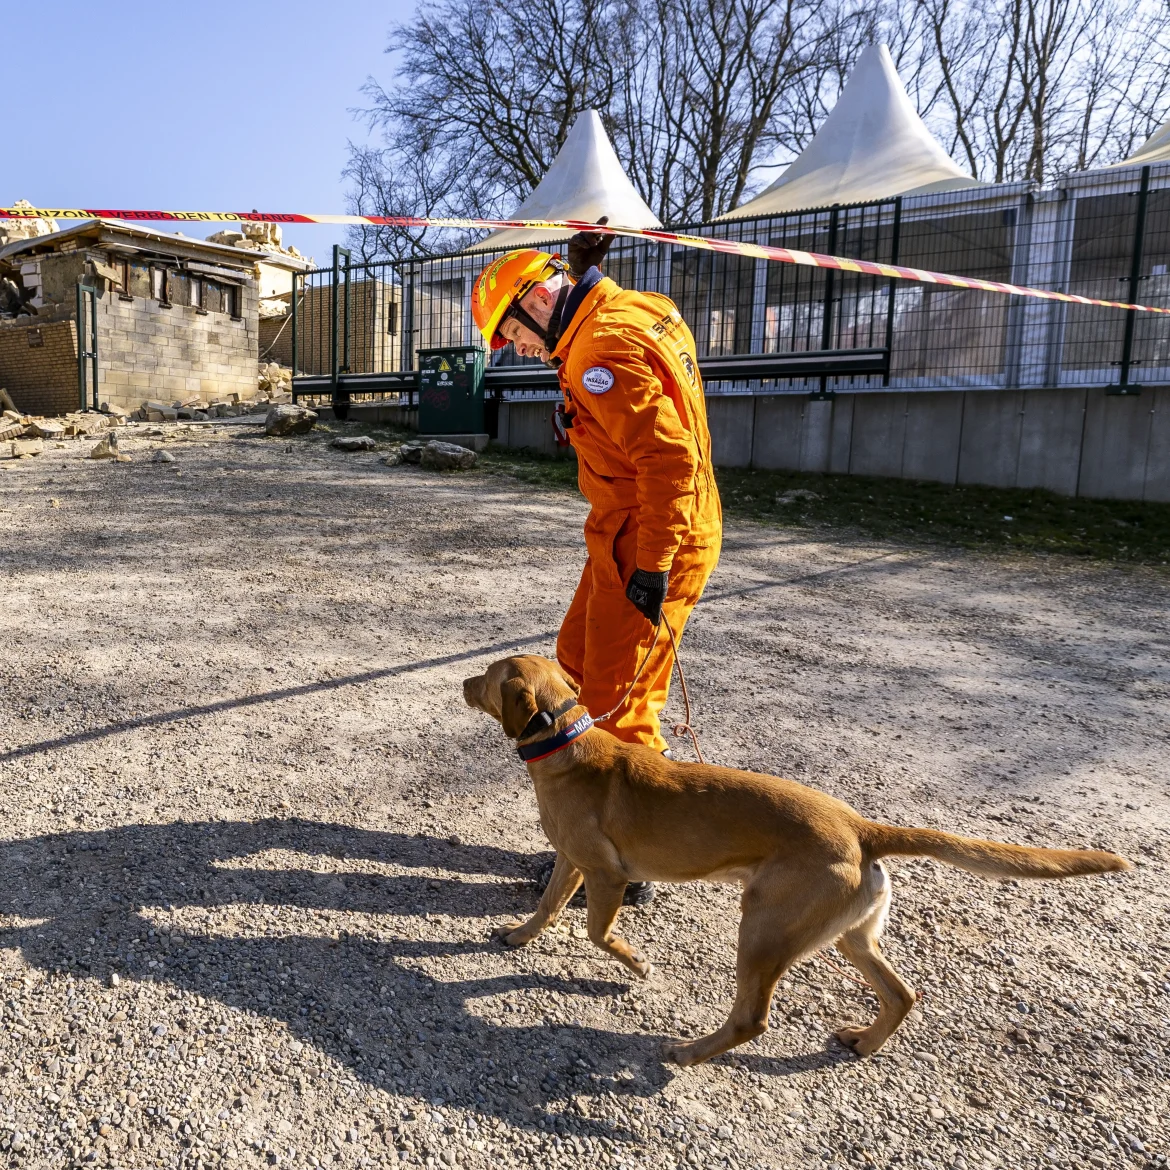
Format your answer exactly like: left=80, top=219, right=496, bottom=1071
left=2, top=206, right=1167, bottom=316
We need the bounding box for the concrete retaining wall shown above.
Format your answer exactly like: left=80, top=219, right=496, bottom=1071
left=498, top=388, right=1170, bottom=501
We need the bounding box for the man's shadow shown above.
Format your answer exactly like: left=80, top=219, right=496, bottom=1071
left=0, top=818, right=686, bottom=1142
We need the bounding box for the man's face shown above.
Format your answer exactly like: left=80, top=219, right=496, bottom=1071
left=497, top=284, right=556, bottom=361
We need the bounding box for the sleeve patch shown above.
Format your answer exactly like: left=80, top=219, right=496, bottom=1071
left=581, top=366, right=615, bottom=394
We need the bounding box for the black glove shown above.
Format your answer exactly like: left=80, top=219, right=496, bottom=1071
left=567, top=215, right=614, bottom=278
left=625, top=568, right=669, bottom=625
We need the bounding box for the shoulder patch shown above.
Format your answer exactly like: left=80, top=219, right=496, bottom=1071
left=581, top=366, right=615, bottom=394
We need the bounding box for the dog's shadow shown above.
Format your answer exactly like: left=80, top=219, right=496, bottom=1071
left=2, top=818, right=707, bottom=1140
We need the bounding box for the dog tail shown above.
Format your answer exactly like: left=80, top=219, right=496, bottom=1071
left=860, top=821, right=1130, bottom=880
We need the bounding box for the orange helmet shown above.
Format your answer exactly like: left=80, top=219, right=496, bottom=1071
left=471, top=249, right=562, bottom=349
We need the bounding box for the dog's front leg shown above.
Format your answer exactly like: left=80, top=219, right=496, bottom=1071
left=493, top=853, right=582, bottom=948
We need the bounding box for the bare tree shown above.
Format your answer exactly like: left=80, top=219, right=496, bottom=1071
left=346, top=0, right=1170, bottom=258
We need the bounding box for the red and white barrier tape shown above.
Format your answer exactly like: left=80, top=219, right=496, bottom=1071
left=2, top=206, right=1166, bottom=316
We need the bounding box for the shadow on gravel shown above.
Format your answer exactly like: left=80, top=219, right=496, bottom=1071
left=0, top=819, right=680, bottom=1142
left=0, top=632, right=555, bottom=764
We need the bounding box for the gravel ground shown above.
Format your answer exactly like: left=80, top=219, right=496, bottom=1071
left=1, top=421, right=1167, bottom=1170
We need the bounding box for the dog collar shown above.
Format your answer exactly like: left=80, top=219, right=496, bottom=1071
left=517, top=712, right=594, bottom=763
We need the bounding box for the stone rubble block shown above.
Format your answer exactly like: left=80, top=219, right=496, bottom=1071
left=89, top=432, right=121, bottom=460
left=25, top=419, right=67, bottom=440
left=264, top=404, right=317, bottom=437
left=396, top=441, right=427, bottom=464
left=420, top=440, right=478, bottom=471
left=331, top=435, right=376, bottom=452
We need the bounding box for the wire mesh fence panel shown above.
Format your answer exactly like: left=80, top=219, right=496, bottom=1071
left=292, top=270, right=336, bottom=377
left=1128, top=186, right=1170, bottom=384
left=888, top=207, right=1016, bottom=389
left=1058, top=192, right=1140, bottom=386
left=292, top=185, right=1170, bottom=405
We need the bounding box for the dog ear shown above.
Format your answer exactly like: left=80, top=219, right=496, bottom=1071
left=499, top=676, right=540, bottom=740
left=558, top=666, right=582, bottom=696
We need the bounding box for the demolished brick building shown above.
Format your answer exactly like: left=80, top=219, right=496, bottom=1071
left=0, top=218, right=306, bottom=416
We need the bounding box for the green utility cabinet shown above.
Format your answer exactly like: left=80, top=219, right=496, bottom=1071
left=417, top=347, right=486, bottom=434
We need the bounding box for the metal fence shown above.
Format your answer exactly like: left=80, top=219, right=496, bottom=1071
left=290, top=165, right=1170, bottom=410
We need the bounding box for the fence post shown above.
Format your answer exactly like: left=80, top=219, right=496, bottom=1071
left=76, top=283, right=87, bottom=411
left=291, top=272, right=299, bottom=393
left=812, top=205, right=840, bottom=399
left=331, top=244, right=352, bottom=418
left=1111, top=164, right=1151, bottom=394
left=883, top=197, right=903, bottom=386
left=76, top=281, right=99, bottom=411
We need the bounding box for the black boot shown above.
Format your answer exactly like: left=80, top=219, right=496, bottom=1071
left=533, top=856, right=655, bottom=906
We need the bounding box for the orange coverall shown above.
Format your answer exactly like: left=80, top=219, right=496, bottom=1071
left=551, top=277, right=722, bottom=752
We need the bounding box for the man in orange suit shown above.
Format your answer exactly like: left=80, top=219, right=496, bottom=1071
left=471, top=230, right=722, bottom=900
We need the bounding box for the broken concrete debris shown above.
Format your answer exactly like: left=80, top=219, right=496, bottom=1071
left=265, top=404, right=317, bottom=437
left=331, top=435, right=376, bottom=452
left=258, top=362, right=293, bottom=397
left=24, top=418, right=66, bottom=440
left=421, top=440, right=478, bottom=470
left=0, top=406, right=121, bottom=457
left=0, top=199, right=58, bottom=250
left=151, top=449, right=176, bottom=464
left=1, top=437, right=44, bottom=459
left=394, top=442, right=426, bottom=464
left=89, top=431, right=121, bottom=460
left=379, top=440, right=477, bottom=470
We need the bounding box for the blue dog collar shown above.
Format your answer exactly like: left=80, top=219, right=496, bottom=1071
left=517, top=712, right=594, bottom=763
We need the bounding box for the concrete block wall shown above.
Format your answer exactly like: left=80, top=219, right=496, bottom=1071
left=0, top=319, right=79, bottom=415
left=498, top=388, right=1169, bottom=502
left=97, top=283, right=259, bottom=413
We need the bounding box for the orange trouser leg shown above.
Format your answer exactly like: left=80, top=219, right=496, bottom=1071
left=557, top=526, right=719, bottom=753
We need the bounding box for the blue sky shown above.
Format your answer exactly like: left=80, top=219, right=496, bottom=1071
left=3, top=0, right=418, bottom=266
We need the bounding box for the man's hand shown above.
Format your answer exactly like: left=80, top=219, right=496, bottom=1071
left=625, top=568, right=669, bottom=625
left=567, top=215, right=614, bottom=278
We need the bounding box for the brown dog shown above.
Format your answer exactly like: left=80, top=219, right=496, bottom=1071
left=463, top=654, right=1130, bottom=1065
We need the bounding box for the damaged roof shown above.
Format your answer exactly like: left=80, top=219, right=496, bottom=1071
left=0, top=219, right=295, bottom=269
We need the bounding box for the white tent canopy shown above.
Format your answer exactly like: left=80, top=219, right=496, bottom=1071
left=472, top=109, right=661, bottom=250
left=719, top=45, right=980, bottom=219
left=1112, top=117, right=1170, bottom=167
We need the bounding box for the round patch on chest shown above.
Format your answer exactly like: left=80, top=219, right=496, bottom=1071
left=581, top=366, right=615, bottom=394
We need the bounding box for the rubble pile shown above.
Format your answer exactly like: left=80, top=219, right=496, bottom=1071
left=131, top=395, right=268, bottom=423
left=205, top=221, right=307, bottom=262
left=0, top=199, right=58, bottom=249
left=0, top=405, right=118, bottom=460
left=128, top=365, right=294, bottom=423
left=257, top=362, right=293, bottom=397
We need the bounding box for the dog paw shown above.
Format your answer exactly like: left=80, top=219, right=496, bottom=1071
left=492, top=921, right=530, bottom=947
left=663, top=1039, right=701, bottom=1067
left=627, top=951, right=653, bottom=980
left=835, top=1025, right=882, bottom=1057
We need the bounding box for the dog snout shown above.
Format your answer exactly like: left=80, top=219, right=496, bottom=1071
left=463, top=675, right=485, bottom=708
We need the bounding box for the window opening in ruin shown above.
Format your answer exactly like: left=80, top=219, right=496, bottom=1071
left=150, top=267, right=169, bottom=305
left=119, top=261, right=133, bottom=301
left=191, top=277, right=205, bottom=313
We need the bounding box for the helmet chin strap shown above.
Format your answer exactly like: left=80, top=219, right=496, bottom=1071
left=502, top=274, right=574, bottom=366
left=541, top=283, right=574, bottom=367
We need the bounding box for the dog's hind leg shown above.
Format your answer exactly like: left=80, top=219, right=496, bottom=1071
left=494, top=854, right=582, bottom=948
left=833, top=874, right=916, bottom=1057
left=664, top=871, right=849, bottom=1068
left=582, top=873, right=652, bottom=980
